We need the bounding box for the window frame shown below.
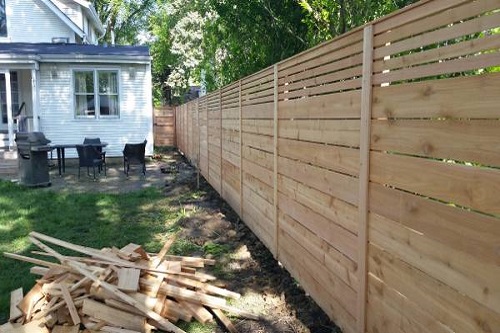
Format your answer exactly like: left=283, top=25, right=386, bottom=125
left=0, top=0, right=7, bottom=38
left=72, top=68, right=121, bottom=120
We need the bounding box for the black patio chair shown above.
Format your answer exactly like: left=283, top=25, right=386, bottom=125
left=83, top=137, right=106, bottom=171
left=123, top=140, right=147, bottom=176
left=76, top=144, right=106, bottom=180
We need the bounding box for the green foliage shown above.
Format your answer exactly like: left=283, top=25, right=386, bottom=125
left=203, top=241, right=230, bottom=258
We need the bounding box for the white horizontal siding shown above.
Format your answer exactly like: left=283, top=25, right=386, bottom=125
left=52, top=0, right=82, bottom=31
left=39, top=63, right=154, bottom=158
left=4, top=0, right=76, bottom=43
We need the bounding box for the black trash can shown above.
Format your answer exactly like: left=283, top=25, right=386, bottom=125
left=15, top=132, right=52, bottom=187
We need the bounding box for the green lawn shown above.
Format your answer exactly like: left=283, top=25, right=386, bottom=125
left=0, top=180, right=185, bottom=324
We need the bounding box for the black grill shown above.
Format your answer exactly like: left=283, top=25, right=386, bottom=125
left=15, top=132, right=52, bottom=187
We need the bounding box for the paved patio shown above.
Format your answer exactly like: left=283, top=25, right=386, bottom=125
left=0, top=153, right=185, bottom=194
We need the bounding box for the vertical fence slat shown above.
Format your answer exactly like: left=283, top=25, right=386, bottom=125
left=239, top=80, right=243, bottom=217
left=357, top=24, right=374, bottom=333
left=273, top=64, right=279, bottom=258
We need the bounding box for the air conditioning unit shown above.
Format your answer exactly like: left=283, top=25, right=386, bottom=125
left=51, top=37, right=70, bottom=44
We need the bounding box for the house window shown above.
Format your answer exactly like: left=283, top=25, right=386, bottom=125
left=0, top=0, right=7, bottom=37
left=74, top=70, right=119, bottom=118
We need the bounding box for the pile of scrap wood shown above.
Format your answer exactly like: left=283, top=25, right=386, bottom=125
left=1, top=231, right=259, bottom=333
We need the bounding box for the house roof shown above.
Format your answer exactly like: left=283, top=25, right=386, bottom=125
left=0, top=43, right=151, bottom=65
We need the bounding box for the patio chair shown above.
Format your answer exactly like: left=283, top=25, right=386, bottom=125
left=123, top=140, right=147, bottom=176
left=83, top=137, right=106, bottom=171
left=76, top=144, right=106, bottom=180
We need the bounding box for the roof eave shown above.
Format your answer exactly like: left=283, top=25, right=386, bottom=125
left=39, top=54, right=152, bottom=64
left=40, top=0, right=86, bottom=39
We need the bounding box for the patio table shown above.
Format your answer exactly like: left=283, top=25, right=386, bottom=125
left=50, top=143, right=108, bottom=176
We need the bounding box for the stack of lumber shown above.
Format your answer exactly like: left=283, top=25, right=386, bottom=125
left=2, top=232, right=258, bottom=333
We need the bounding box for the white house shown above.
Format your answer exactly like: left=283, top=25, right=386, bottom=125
left=0, top=0, right=154, bottom=157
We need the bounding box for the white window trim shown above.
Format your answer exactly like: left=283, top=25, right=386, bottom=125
left=72, top=67, right=121, bottom=120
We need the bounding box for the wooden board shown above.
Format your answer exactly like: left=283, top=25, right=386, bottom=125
left=9, top=288, right=23, bottom=322
left=278, top=156, right=359, bottom=206
left=372, top=72, right=500, bottom=119
left=368, top=243, right=500, bottom=333
left=278, top=119, right=360, bottom=147
left=82, top=299, right=147, bottom=332
left=370, top=150, right=500, bottom=215
left=278, top=137, right=359, bottom=176
left=117, top=268, right=141, bottom=292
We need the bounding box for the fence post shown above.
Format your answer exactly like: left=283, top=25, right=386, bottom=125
left=239, top=80, right=243, bottom=217
left=273, top=64, right=279, bottom=259
left=196, top=99, right=200, bottom=189
left=218, top=89, right=222, bottom=194
left=357, top=24, right=374, bottom=333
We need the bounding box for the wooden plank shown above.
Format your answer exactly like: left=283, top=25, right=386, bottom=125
left=9, top=288, right=23, bottom=322
left=370, top=151, right=500, bottom=215
left=273, top=64, right=279, bottom=259
left=371, top=119, right=500, bottom=167
left=372, top=72, right=500, bottom=119
left=242, top=132, right=273, bottom=152
left=374, top=0, right=470, bottom=35
left=373, top=52, right=500, bottom=85
left=58, top=283, right=81, bottom=325
left=279, top=65, right=362, bottom=94
left=370, top=211, right=500, bottom=314
left=280, top=77, right=361, bottom=100
left=369, top=182, right=500, bottom=267
left=374, top=12, right=500, bottom=59
left=242, top=146, right=273, bottom=170
left=117, top=268, right=141, bottom=292
left=278, top=156, right=359, bottom=206
left=242, top=157, right=273, bottom=185
left=278, top=228, right=357, bottom=333
left=279, top=211, right=358, bottom=290
left=241, top=102, right=274, bottom=119
left=0, top=320, right=49, bottom=333
left=374, top=0, right=490, bottom=47
left=357, top=24, right=373, bottom=333
left=211, top=308, right=238, bottom=333
left=278, top=53, right=363, bottom=86
left=51, top=325, right=80, bottom=333
left=17, top=283, right=43, bottom=316
left=278, top=119, right=360, bottom=147
left=82, top=299, right=147, bottom=332
left=279, top=193, right=358, bottom=262
left=278, top=174, right=358, bottom=235
left=374, top=33, right=500, bottom=73
left=177, top=300, right=213, bottom=324
left=368, top=243, right=500, bottom=333
left=278, top=138, right=359, bottom=176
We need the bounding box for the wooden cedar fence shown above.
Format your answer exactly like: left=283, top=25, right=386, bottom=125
left=154, top=106, right=176, bottom=147
left=175, top=1, right=500, bottom=332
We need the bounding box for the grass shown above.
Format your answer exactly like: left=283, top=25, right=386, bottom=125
left=0, top=180, right=181, bottom=324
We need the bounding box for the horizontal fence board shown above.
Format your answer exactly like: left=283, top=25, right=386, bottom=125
left=279, top=192, right=358, bottom=261
left=279, top=175, right=358, bottom=235
left=242, top=145, right=274, bottom=170
left=374, top=33, right=500, bottom=73
left=279, top=53, right=363, bottom=86
left=367, top=275, right=454, bottom=333
left=372, top=72, right=500, bottom=119
left=373, top=52, right=500, bottom=85
left=278, top=91, right=361, bottom=119
left=242, top=132, right=273, bottom=153
left=278, top=227, right=357, bottom=333
left=370, top=211, right=500, bottom=313
left=279, top=156, right=359, bottom=206
left=278, top=137, right=360, bottom=176
left=370, top=151, right=500, bottom=215
left=244, top=172, right=273, bottom=204
left=279, top=119, right=360, bottom=147
left=279, top=211, right=358, bottom=290
left=371, top=119, right=500, bottom=167
left=374, top=11, right=500, bottom=59
left=241, top=119, right=273, bottom=136
left=369, top=243, right=500, bottom=333
left=369, top=183, right=500, bottom=267
left=242, top=157, right=273, bottom=188
left=241, top=102, right=274, bottom=119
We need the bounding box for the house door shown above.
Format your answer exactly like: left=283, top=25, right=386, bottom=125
left=0, top=71, right=19, bottom=131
